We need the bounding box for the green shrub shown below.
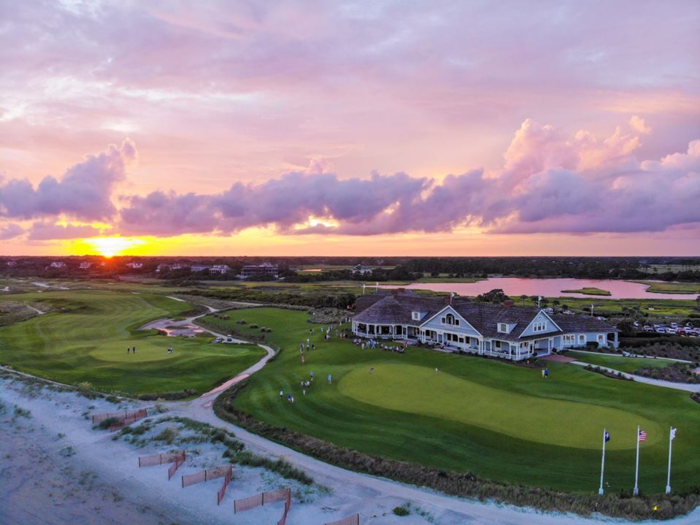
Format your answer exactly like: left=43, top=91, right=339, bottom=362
left=393, top=504, right=411, bottom=516
left=95, top=417, right=120, bottom=430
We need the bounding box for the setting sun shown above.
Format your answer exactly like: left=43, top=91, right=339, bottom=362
left=79, top=237, right=146, bottom=257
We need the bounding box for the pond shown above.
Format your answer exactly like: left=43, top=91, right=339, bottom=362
left=381, top=278, right=698, bottom=300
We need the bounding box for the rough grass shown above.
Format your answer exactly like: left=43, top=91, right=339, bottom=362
left=568, top=351, right=671, bottom=374
left=0, top=290, right=265, bottom=395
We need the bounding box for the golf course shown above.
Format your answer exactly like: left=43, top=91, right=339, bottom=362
left=201, top=307, right=700, bottom=494
left=0, top=290, right=265, bottom=395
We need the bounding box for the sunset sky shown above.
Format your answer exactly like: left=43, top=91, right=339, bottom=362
left=1, top=0, right=699, bottom=256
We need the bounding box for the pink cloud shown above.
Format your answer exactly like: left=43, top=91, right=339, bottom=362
left=0, top=139, right=136, bottom=221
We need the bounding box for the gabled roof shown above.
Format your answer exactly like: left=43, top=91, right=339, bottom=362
left=353, top=292, right=617, bottom=341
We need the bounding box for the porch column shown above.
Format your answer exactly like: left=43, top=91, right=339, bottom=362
left=613, top=332, right=619, bottom=348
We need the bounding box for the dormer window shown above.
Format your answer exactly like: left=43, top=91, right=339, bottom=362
left=441, top=313, right=460, bottom=326
left=498, top=323, right=509, bottom=333
left=412, top=311, right=421, bottom=321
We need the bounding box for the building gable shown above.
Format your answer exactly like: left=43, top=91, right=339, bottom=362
left=520, top=310, right=562, bottom=338
left=420, top=305, right=482, bottom=337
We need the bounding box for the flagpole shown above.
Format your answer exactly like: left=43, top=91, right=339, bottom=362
left=599, top=428, right=606, bottom=495
left=633, top=425, right=640, bottom=496
left=666, top=426, right=673, bottom=494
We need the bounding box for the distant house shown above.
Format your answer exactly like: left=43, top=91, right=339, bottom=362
left=240, top=263, right=278, bottom=279
left=49, top=261, right=66, bottom=269
left=210, top=265, right=230, bottom=275
left=126, top=262, right=143, bottom=269
left=79, top=262, right=93, bottom=270
left=351, top=264, right=374, bottom=276
left=352, top=291, right=618, bottom=361
left=155, top=263, right=170, bottom=273
left=191, top=265, right=211, bottom=273
left=171, top=263, right=187, bottom=271
left=6, top=260, right=17, bottom=267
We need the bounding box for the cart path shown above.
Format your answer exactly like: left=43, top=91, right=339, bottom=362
left=570, top=361, right=700, bottom=392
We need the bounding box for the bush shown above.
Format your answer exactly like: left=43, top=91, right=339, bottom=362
left=95, top=417, right=121, bottom=430
left=393, top=504, right=411, bottom=516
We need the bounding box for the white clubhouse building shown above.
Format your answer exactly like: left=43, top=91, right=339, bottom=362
left=352, top=291, right=618, bottom=361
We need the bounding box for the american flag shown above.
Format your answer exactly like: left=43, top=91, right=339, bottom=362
left=638, top=429, right=647, bottom=442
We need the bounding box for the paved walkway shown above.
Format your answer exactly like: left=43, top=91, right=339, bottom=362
left=571, top=361, right=700, bottom=393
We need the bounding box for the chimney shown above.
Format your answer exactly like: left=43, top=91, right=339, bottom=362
left=503, top=300, right=514, bottom=308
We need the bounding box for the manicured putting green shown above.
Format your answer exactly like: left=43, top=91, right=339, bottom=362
left=340, top=364, right=659, bottom=449
left=202, top=307, right=700, bottom=493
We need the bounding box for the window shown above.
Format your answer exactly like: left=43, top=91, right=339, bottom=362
left=579, top=334, right=586, bottom=343
left=597, top=334, right=605, bottom=342
left=532, top=322, right=547, bottom=333
left=563, top=335, right=575, bottom=343
left=442, top=313, right=460, bottom=326
left=412, top=312, right=421, bottom=321
left=498, top=323, right=509, bottom=333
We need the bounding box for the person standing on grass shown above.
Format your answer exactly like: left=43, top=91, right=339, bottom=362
left=127, top=347, right=130, bottom=354
left=280, top=390, right=284, bottom=399
left=328, top=374, right=332, bottom=384
left=310, top=370, right=314, bottom=381
left=133, top=346, right=136, bottom=353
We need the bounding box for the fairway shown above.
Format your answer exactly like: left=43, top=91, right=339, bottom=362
left=339, top=364, right=659, bottom=449
left=202, top=307, right=700, bottom=493
left=0, top=290, right=265, bottom=395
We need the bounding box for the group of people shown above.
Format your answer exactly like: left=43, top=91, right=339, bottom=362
left=352, top=338, right=406, bottom=354
left=280, top=370, right=319, bottom=402
left=541, top=367, right=550, bottom=379
left=126, top=346, right=137, bottom=354
left=167, top=347, right=175, bottom=354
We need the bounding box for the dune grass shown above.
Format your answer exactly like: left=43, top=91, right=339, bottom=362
left=201, top=307, right=700, bottom=494
left=0, top=290, right=265, bottom=396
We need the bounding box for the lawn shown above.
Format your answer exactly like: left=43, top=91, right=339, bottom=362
left=561, top=287, right=612, bottom=296
left=201, top=307, right=700, bottom=494
left=567, top=351, right=672, bottom=374
left=0, top=290, right=265, bottom=396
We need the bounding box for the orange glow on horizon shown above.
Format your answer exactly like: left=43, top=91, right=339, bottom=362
left=76, top=237, right=147, bottom=257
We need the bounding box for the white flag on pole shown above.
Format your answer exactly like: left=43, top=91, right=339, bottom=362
left=671, top=427, right=677, bottom=440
